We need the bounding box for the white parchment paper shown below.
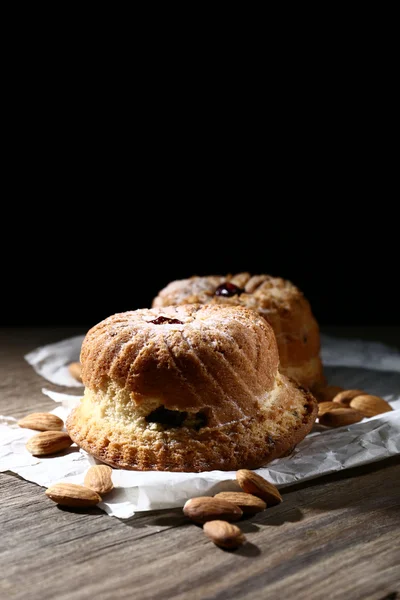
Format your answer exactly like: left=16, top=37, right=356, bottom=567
left=25, top=335, right=84, bottom=387
left=0, top=334, right=399, bottom=519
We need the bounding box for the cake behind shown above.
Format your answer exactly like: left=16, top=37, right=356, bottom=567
left=152, top=273, right=325, bottom=391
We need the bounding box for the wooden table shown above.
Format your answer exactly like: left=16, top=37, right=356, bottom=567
left=1, top=328, right=399, bottom=600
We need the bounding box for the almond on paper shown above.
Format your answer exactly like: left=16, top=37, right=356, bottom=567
left=236, top=469, right=282, bottom=505
left=214, top=492, right=266, bottom=514
left=319, top=408, right=364, bottom=427
left=68, top=362, right=82, bottom=383
left=314, top=385, right=344, bottom=403
left=26, top=431, right=73, bottom=456
left=332, top=389, right=365, bottom=406
left=350, top=394, right=393, bottom=417
left=183, top=497, right=243, bottom=524
left=203, top=520, right=245, bottom=549
left=318, top=402, right=344, bottom=417
left=18, top=412, right=64, bottom=432
left=84, top=465, right=113, bottom=495
left=45, top=483, right=101, bottom=507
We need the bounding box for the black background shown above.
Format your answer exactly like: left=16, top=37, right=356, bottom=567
left=2, top=89, right=398, bottom=331
left=2, top=40, right=398, bottom=332
left=3, top=197, right=398, bottom=330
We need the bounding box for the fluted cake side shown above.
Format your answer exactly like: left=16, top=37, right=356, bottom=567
left=67, top=304, right=318, bottom=472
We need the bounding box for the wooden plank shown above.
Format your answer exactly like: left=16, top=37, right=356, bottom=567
left=1, top=328, right=399, bottom=600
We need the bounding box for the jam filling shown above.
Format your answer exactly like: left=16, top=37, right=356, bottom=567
left=146, top=406, right=208, bottom=430
left=149, top=316, right=183, bottom=325
left=214, top=282, right=244, bottom=297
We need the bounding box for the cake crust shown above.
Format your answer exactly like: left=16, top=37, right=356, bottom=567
left=66, top=379, right=317, bottom=472
left=67, top=304, right=318, bottom=472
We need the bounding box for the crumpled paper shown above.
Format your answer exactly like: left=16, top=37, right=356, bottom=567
left=0, top=335, right=398, bottom=519
left=25, top=335, right=84, bottom=387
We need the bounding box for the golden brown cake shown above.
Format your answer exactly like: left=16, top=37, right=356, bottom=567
left=152, top=273, right=325, bottom=391
left=66, top=304, right=317, bottom=472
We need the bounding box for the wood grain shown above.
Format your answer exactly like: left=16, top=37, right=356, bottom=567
left=0, top=328, right=399, bottom=600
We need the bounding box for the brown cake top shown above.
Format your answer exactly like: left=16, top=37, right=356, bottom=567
left=152, top=272, right=307, bottom=315
left=80, top=304, right=280, bottom=425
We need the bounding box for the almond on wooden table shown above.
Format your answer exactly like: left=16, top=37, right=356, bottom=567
left=84, top=465, right=113, bottom=495
left=350, top=395, right=393, bottom=417
left=68, top=362, right=82, bottom=383
left=26, top=431, right=73, bottom=456
left=236, top=470, right=282, bottom=505
left=214, top=492, right=266, bottom=514
left=319, top=408, right=364, bottom=427
left=183, top=497, right=243, bottom=524
left=18, top=413, right=64, bottom=432
left=333, top=389, right=366, bottom=406
left=203, top=520, right=246, bottom=550
left=45, top=483, right=101, bottom=507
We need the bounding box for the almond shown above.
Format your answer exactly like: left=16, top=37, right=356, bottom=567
left=183, top=497, right=243, bottom=524
left=318, top=401, right=345, bottom=417
left=45, top=483, right=101, bottom=507
left=18, top=412, right=64, bottom=432
left=350, top=394, right=393, bottom=417
left=214, top=492, right=266, bottom=514
left=314, top=385, right=344, bottom=403
left=26, top=431, right=73, bottom=456
left=332, top=389, right=365, bottom=406
left=84, top=465, right=113, bottom=495
left=68, top=361, right=82, bottom=383
left=319, top=408, right=364, bottom=427
left=203, top=520, right=245, bottom=549
left=236, top=470, right=282, bottom=505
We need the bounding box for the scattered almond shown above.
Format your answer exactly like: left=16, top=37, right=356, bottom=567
left=314, top=385, right=344, bottom=403
left=45, top=483, right=101, bottom=507
left=18, top=412, right=64, bottom=432
left=214, top=492, right=266, bottom=514
left=319, top=408, right=364, bottom=427
left=183, top=497, right=243, bottom=524
left=318, top=402, right=345, bottom=417
left=332, top=389, right=365, bottom=406
left=84, top=465, right=113, bottom=495
left=68, top=362, right=82, bottom=383
left=26, top=431, right=73, bottom=456
left=203, top=520, right=245, bottom=550
left=350, top=394, right=393, bottom=417
left=236, top=470, right=282, bottom=505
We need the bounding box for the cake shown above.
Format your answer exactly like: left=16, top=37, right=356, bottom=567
left=152, top=273, right=325, bottom=391
left=66, top=304, right=317, bottom=472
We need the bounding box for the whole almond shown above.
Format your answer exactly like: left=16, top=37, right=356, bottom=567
left=314, top=385, right=344, bottom=403
left=333, top=389, right=366, bottom=406
left=26, top=431, right=73, bottom=456
left=45, top=483, right=101, bottom=507
left=183, top=497, right=243, bottom=524
left=236, top=470, right=282, bottom=505
left=203, top=520, right=246, bottom=549
left=84, top=465, right=113, bottom=495
left=68, top=362, right=82, bottom=383
left=319, top=408, right=364, bottom=427
left=318, top=402, right=345, bottom=417
left=18, top=412, right=64, bottom=432
left=350, top=394, right=393, bottom=417
left=214, top=492, right=266, bottom=514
